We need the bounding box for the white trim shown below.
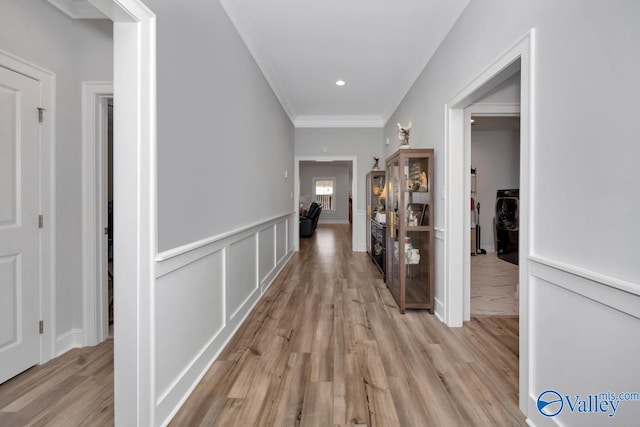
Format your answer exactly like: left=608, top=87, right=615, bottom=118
left=156, top=211, right=293, bottom=262
left=55, top=329, right=83, bottom=355
left=87, top=0, right=157, bottom=425
left=81, top=82, right=113, bottom=347
left=434, top=297, right=445, bottom=322
left=529, top=254, right=640, bottom=300
left=294, top=155, right=358, bottom=252
left=55, top=329, right=85, bottom=356
left=294, top=115, right=384, bottom=128
left=47, top=0, right=106, bottom=19
left=0, top=49, right=57, bottom=366
left=443, top=29, right=535, bottom=417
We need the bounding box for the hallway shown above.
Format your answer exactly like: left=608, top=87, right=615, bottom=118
left=0, top=224, right=524, bottom=426
left=171, top=224, right=525, bottom=426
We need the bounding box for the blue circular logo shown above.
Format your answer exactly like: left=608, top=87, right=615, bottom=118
left=537, top=390, right=563, bottom=417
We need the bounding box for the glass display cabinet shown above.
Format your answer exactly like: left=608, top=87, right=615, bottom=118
left=366, top=170, right=386, bottom=278
left=385, top=148, right=434, bottom=313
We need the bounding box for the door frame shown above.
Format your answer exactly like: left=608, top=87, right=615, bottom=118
left=81, top=82, right=113, bottom=346
left=87, top=0, right=157, bottom=424
left=0, top=49, right=56, bottom=364
left=294, top=156, right=358, bottom=251
left=443, top=29, right=534, bottom=415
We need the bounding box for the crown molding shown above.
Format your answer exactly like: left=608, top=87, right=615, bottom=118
left=47, top=0, right=106, bottom=19
left=294, top=115, right=384, bottom=129
left=218, top=0, right=296, bottom=124
left=381, top=0, right=471, bottom=123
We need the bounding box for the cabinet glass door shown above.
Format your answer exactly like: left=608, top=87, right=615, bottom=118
left=372, top=174, right=385, bottom=219
left=402, top=229, right=430, bottom=305
left=387, top=159, right=401, bottom=298
left=403, top=156, right=430, bottom=226
left=403, top=156, right=430, bottom=305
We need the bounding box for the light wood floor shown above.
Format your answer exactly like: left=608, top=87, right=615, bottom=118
left=0, top=224, right=525, bottom=426
left=0, top=337, right=114, bottom=426
left=172, top=224, right=525, bottom=426
left=471, top=252, right=519, bottom=316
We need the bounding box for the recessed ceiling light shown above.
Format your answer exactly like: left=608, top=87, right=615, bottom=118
left=336, top=80, right=346, bottom=86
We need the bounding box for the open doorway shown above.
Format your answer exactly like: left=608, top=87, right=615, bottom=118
left=470, top=115, right=520, bottom=316
left=294, top=156, right=358, bottom=252
left=298, top=160, right=354, bottom=250
left=444, top=30, right=533, bottom=415
left=81, top=82, right=113, bottom=345
left=299, top=161, right=353, bottom=223
left=107, top=101, right=114, bottom=330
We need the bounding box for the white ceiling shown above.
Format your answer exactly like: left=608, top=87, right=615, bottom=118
left=51, top=0, right=471, bottom=128
left=220, top=0, right=470, bottom=127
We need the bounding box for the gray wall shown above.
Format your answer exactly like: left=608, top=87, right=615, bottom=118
left=471, top=129, right=520, bottom=253
left=386, top=0, right=639, bottom=282
left=295, top=127, right=383, bottom=214
left=385, top=0, right=640, bottom=424
left=299, top=162, right=351, bottom=223
left=0, top=1, right=113, bottom=349
left=147, top=0, right=295, bottom=252
left=134, top=1, right=296, bottom=421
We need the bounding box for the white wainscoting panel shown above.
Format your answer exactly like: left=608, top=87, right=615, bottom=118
left=526, top=258, right=640, bottom=426
left=288, top=216, right=294, bottom=254
left=155, top=249, right=225, bottom=404
left=228, top=235, right=259, bottom=321
left=259, top=226, right=275, bottom=284
left=276, top=220, right=287, bottom=263
left=154, top=212, right=295, bottom=425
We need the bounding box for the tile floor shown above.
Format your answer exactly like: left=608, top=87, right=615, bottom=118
left=471, top=252, right=519, bottom=315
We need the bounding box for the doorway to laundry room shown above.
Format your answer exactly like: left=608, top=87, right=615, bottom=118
left=470, top=113, right=520, bottom=316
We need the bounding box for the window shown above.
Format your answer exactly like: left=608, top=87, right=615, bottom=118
left=314, top=178, right=335, bottom=211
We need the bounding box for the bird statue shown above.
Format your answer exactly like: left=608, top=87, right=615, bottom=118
left=397, top=121, right=412, bottom=145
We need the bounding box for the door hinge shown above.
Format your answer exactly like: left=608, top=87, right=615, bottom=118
left=37, top=107, right=46, bottom=123
left=38, top=214, right=44, bottom=229
left=39, top=320, right=44, bottom=334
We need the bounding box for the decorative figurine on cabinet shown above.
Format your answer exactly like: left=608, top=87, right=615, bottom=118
left=397, top=121, right=412, bottom=146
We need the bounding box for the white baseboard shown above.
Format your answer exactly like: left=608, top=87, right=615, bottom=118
left=434, top=297, right=445, bottom=323
left=55, top=328, right=84, bottom=356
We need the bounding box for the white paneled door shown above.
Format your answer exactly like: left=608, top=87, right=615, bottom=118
left=0, top=66, right=40, bottom=384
